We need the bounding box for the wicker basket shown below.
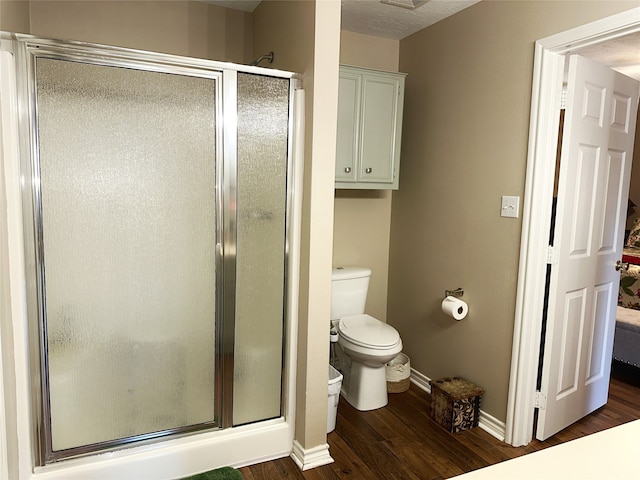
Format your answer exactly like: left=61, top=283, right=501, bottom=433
left=430, top=376, right=484, bottom=432
left=386, top=353, right=410, bottom=393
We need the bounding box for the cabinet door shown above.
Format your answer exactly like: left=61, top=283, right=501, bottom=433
left=358, top=74, right=401, bottom=185
left=335, top=71, right=360, bottom=183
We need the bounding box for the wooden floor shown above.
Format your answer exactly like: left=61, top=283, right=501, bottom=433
left=239, top=362, right=640, bottom=480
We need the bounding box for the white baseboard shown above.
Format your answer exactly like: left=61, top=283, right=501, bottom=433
left=290, top=440, right=334, bottom=471
left=410, top=368, right=506, bottom=441
left=478, top=410, right=506, bottom=442
left=409, top=367, right=432, bottom=393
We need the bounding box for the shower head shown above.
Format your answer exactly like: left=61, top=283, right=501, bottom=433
left=249, top=51, right=274, bottom=67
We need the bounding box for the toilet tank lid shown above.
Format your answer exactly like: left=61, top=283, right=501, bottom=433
left=332, top=267, right=371, bottom=281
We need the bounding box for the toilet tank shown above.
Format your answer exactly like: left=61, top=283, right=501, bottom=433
left=331, top=267, right=371, bottom=320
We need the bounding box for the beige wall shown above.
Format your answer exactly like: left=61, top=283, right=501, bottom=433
left=333, top=31, right=399, bottom=321
left=390, top=0, right=639, bottom=422
left=0, top=0, right=30, bottom=32
left=1, top=0, right=252, bottom=63
left=340, top=30, right=399, bottom=72
left=253, top=0, right=341, bottom=451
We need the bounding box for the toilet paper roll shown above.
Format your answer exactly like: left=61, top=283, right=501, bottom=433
left=441, top=296, right=468, bottom=321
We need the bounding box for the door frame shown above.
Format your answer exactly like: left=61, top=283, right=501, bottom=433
left=505, top=7, right=640, bottom=447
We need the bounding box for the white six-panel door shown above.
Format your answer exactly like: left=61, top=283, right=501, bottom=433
left=537, top=54, right=639, bottom=440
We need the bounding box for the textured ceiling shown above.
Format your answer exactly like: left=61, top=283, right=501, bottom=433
left=575, top=32, right=640, bottom=80
left=340, top=0, right=480, bottom=40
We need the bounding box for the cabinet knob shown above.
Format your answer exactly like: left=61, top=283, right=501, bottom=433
left=365, top=167, right=372, bottom=174
left=344, top=167, right=351, bottom=173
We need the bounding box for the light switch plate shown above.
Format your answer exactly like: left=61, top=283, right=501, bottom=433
left=501, top=196, right=520, bottom=218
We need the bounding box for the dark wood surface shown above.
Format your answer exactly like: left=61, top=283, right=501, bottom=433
left=239, top=362, right=640, bottom=479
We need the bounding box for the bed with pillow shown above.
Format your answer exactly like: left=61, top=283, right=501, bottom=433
left=615, top=219, right=640, bottom=367
left=619, top=219, right=640, bottom=309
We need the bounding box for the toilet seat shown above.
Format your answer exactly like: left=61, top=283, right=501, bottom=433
left=338, top=314, right=400, bottom=349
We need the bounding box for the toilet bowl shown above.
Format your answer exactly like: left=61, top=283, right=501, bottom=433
left=336, top=314, right=403, bottom=411
left=331, top=267, right=403, bottom=411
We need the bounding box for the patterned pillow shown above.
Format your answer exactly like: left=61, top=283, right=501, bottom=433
left=627, top=218, right=640, bottom=248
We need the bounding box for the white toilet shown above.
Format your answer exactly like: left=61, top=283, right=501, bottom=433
left=331, top=267, right=403, bottom=411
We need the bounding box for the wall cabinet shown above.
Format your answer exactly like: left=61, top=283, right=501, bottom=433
left=335, top=65, right=406, bottom=190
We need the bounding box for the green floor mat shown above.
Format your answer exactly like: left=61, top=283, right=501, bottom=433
left=181, top=466, right=243, bottom=480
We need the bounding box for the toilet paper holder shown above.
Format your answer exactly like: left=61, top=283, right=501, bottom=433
left=445, top=287, right=464, bottom=298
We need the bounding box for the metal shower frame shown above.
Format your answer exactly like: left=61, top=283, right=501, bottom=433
left=0, top=32, right=301, bottom=466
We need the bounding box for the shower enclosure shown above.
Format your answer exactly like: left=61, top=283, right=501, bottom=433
left=0, top=33, right=302, bottom=474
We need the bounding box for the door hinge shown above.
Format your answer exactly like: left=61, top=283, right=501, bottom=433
left=560, top=87, right=567, bottom=109
left=547, top=246, right=559, bottom=265
left=535, top=391, right=547, bottom=410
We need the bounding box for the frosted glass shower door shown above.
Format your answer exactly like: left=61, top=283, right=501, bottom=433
left=34, top=58, right=218, bottom=455
left=233, top=73, right=290, bottom=425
